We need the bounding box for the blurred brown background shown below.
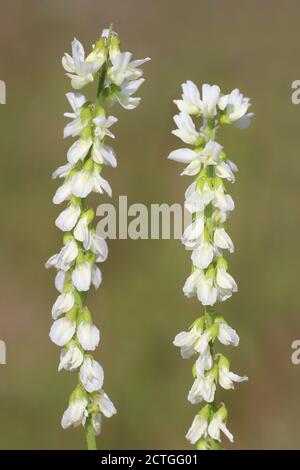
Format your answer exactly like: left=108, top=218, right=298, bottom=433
left=0, top=0, right=299, bottom=450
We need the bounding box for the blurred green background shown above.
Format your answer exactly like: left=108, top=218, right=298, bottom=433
left=0, top=0, right=300, bottom=450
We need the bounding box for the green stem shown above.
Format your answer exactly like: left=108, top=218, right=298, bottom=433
left=96, top=64, right=107, bottom=103
left=85, top=415, right=97, bottom=450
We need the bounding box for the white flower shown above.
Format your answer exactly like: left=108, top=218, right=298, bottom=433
left=59, top=343, right=84, bottom=371
left=182, top=216, right=204, bottom=249
left=184, top=182, right=214, bottom=213
left=92, top=140, right=117, bottom=167
left=168, top=148, right=199, bottom=165
left=208, top=412, right=233, bottom=443
left=183, top=268, right=202, bottom=298
left=188, top=374, right=216, bottom=404
left=52, top=179, right=72, bottom=205
left=214, top=227, right=234, bottom=253
left=195, top=346, right=213, bottom=376
left=216, top=266, right=238, bottom=301
left=61, top=397, right=88, bottom=429
left=90, top=232, right=108, bottom=262
left=213, top=185, right=234, bottom=213
left=93, top=391, right=117, bottom=418
left=45, top=239, right=78, bottom=271
left=91, top=265, right=102, bottom=289
left=174, top=80, right=202, bottom=115
left=200, top=84, right=220, bottom=118
left=179, top=140, right=222, bottom=176
left=51, top=291, right=74, bottom=320
left=57, top=239, right=78, bottom=270
left=71, top=169, right=112, bottom=198
left=86, top=391, right=116, bottom=436
left=198, top=141, right=222, bottom=168
left=91, top=413, right=102, bottom=435
left=52, top=162, right=74, bottom=180
left=49, top=317, right=76, bottom=346
left=172, top=112, right=200, bottom=145
left=111, top=78, right=145, bottom=110
left=173, top=323, right=203, bottom=359
left=217, top=322, right=239, bottom=346
left=197, top=272, right=218, bottom=306
left=74, top=217, right=91, bottom=250
left=215, top=160, right=235, bottom=183
left=55, top=204, right=81, bottom=232
left=80, top=357, right=104, bottom=393
left=64, top=92, right=88, bottom=139
left=67, top=137, right=93, bottom=165
left=72, top=261, right=92, bottom=292
left=64, top=92, right=87, bottom=119
left=55, top=270, right=65, bottom=293
left=186, top=412, right=209, bottom=445
left=93, top=115, right=118, bottom=140
left=219, top=365, right=248, bottom=390
left=62, top=38, right=103, bottom=89
left=108, top=52, right=150, bottom=86
left=218, top=89, right=253, bottom=128
left=191, top=237, right=214, bottom=270
left=77, top=322, right=100, bottom=351
left=212, top=208, right=229, bottom=224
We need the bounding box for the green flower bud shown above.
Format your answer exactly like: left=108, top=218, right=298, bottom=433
left=213, top=176, right=223, bottom=189
left=80, top=105, right=92, bottom=123
left=216, top=256, right=228, bottom=270
left=206, top=363, right=218, bottom=380
left=81, top=126, right=93, bottom=140
left=189, top=316, right=205, bottom=331
left=205, top=264, right=215, bottom=280
left=63, top=232, right=74, bottom=244
left=196, top=438, right=210, bottom=450
left=82, top=208, right=95, bottom=224
left=69, top=384, right=88, bottom=404
left=65, top=305, right=78, bottom=322
left=214, top=403, right=228, bottom=422
left=199, top=404, right=211, bottom=420
left=86, top=38, right=107, bottom=64
left=109, top=34, right=120, bottom=57
left=218, top=354, right=230, bottom=371
left=77, top=306, right=92, bottom=324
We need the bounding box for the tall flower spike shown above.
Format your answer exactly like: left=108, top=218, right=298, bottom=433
left=46, top=26, right=149, bottom=450
left=169, top=81, right=252, bottom=450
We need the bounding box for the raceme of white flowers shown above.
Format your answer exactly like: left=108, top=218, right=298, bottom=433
left=169, top=81, right=252, bottom=450
left=46, top=27, right=149, bottom=441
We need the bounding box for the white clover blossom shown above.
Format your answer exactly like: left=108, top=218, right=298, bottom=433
left=46, top=26, right=149, bottom=449
left=169, top=81, right=251, bottom=450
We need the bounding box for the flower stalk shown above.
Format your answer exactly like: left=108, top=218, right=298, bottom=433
left=169, top=81, right=253, bottom=449
left=46, top=26, right=149, bottom=449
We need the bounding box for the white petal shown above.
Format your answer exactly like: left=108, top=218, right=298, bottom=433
left=218, top=323, right=239, bottom=346
left=49, top=317, right=76, bottom=346
left=55, top=205, right=81, bottom=232
left=51, top=291, right=74, bottom=320
left=168, top=148, right=198, bottom=164
left=72, top=262, right=91, bottom=292
left=91, top=265, right=102, bottom=289
left=77, top=322, right=100, bottom=351
left=67, top=138, right=92, bottom=165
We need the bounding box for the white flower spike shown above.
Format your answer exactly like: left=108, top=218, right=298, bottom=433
left=170, top=81, right=252, bottom=449
left=47, top=26, right=149, bottom=450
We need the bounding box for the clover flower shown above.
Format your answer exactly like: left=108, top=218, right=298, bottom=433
left=46, top=26, right=149, bottom=449
left=169, top=81, right=252, bottom=449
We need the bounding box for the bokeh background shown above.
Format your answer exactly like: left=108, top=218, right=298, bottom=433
left=0, top=0, right=299, bottom=450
